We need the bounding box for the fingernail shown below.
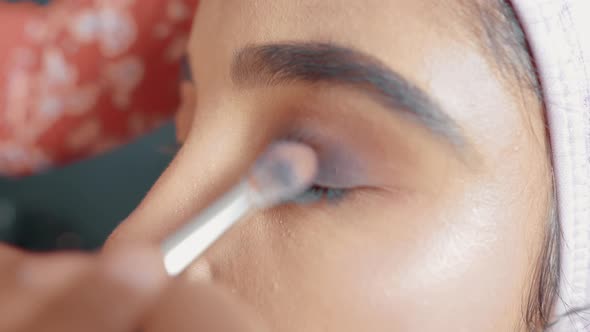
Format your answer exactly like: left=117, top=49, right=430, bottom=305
left=104, top=247, right=167, bottom=293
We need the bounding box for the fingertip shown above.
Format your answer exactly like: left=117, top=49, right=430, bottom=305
left=101, top=246, right=168, bottom=296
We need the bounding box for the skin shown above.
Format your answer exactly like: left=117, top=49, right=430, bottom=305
left=108, top=0, right=553, bottom=331
left=0, top=244, right=266, bottom=331
left=0, top=0, right=551, bottom=331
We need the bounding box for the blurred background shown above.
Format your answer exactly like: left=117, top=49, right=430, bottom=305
left=0, top=123, right=175, bottom=251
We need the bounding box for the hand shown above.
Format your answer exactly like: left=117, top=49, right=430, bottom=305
left=0, top=244, right=166, bottom=332
left=0, top=244, right=268, bottom=332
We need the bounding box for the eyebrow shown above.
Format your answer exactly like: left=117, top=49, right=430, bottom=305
left=230, top=42, right=465, bottom=149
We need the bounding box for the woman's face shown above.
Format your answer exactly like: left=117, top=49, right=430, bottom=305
left=108, top=1, right=552, bottom=330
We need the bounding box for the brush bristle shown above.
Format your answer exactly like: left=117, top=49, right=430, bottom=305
left=248, top=142, right=318, bottom=208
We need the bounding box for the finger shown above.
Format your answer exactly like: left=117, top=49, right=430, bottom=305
left=0, top=244, right=24, bottom=285
left=21, top=247, right=168, bottom=332
left=0, top=245, right=28, bottom=332
left=0, top=248, right=91, bottom=332
left=144, top=279, right=269, bottom=332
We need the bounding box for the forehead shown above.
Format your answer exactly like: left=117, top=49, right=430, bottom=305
left=194, top=0, right=457, bottom=69
left=191, top=0, right=526, bottom=157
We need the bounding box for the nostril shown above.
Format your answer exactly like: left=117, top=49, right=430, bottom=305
left=180, top=55, right=193, bottom=82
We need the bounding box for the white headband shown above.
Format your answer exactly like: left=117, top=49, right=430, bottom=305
left=511, top=1, right=590, bottom=330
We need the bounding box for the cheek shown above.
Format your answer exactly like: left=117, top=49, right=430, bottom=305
left=201, top=201, right=410, bottom=330
left=383, top=185, right=534, bottom=330
left=200, top=181, right=534, bottom=331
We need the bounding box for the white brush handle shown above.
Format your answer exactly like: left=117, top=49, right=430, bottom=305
left=161, top=142, right=318, bottom=277
left=161, top=181, right=252, bottom=276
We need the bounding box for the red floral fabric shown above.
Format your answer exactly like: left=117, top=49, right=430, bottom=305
left=0, top=0, right=198, bottom=176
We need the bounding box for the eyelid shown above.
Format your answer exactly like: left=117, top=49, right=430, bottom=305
left=279, top=129, right=366, bottom=189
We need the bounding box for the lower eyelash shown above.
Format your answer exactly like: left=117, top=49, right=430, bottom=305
left=293, top=186, right=346, bottom=204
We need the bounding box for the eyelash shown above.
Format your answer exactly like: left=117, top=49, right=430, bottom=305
left=295, top=185, right=347, bottom=204
left=169, top=137, right=348, bottom=204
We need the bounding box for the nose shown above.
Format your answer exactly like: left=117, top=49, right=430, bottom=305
left=105, top=94, right=291, bottom=256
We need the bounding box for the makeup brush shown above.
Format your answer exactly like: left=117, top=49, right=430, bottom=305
left=161, top=142, right=318, bottom=276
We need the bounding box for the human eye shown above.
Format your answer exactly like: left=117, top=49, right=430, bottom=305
left=279, top=125, right=371, bottom=207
